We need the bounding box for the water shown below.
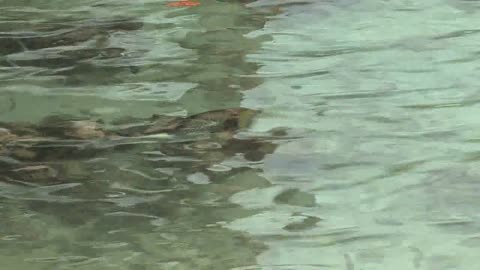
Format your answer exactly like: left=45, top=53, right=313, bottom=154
left=1, top=0, right=480, bottom=269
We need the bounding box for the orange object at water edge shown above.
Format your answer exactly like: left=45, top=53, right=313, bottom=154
left=166, top=0, right=200, bottom=7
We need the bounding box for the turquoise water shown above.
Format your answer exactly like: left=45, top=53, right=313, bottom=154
left=2, top=0, right=480, bottom=269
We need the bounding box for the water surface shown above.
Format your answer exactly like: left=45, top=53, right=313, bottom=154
left=1, top=0, right=480, bottom=269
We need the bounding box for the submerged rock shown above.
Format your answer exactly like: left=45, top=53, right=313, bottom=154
left=0, top=122, right=39, bottom=137
left=2, top=108, right=259, bottom=140
left=0, top=128, right=16, bottom=142
left=10, top=165, right=59, bottom=184
left=116, top=114, right=182, bottom=137
left=0, top=123, right=41, bottom=161
left=0, top=108, right=272, bottom=182
left=0, top=117, right=109, bottom=162
left=36, top=115, right=107, bottom=140
left=59, top=47, right=126, bottom=60
left=114, top=107, right=260, bottom=138
left=274, top=188, right=317, bottom=207
left=10, top=147, right=38, bottom=161
left=4, top=158, right=101, bottom=185
left=283, top=214, right=322, bottom=232
left=178, top=107, right=260, bottom=134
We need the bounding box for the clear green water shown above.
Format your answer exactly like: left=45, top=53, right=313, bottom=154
left=2, top=0, right=480, bottom=269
